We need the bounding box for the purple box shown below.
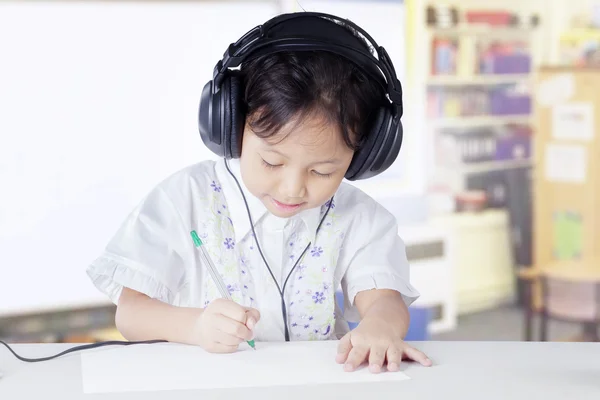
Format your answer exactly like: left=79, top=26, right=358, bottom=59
left=490, top=54, right=531, bottom=74
left=490, top=89, right=531, bottom=115
left=495, top=134, right=531, bottom=161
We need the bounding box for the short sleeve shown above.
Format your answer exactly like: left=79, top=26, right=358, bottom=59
left=340, top=205, right=420, bottom=322
left=86, top=185, right=191, bottom=306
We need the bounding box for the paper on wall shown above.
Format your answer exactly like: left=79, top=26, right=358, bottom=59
left=536, top=73, right=574, bottom=107
left=545, top=143, right=587, bottom=184
left=80, top=341, right=410, bottom=394
left=552, top=103, right=594, bottom=141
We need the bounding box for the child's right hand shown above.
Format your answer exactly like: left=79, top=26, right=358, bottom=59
left=194, top=298, right=260, bottom=353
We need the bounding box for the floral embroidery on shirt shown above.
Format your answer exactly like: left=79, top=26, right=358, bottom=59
left=312, top=291, right=325, bottom=304
left=223, top=237, right=235, bottom=249
left=310, top=246, right=323, bottom=257
left=210, top=181, right=221, bottom=192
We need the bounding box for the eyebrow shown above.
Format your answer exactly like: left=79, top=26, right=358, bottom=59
left=264, top=148, right=342, bottom=165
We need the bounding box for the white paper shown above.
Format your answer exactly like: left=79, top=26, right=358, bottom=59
left=537, top=73, right=574, bottom=107
left=545, top=143, right=587, bottom=183
left=552, top=103, right=594, bottom=141
left=81, top=341, right=410, bottom=394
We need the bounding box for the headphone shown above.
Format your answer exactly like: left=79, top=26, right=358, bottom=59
left=198, top=11, right=404, bottom=181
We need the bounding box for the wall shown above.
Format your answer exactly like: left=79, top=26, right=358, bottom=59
left=0, top=0, right=278, bottom=315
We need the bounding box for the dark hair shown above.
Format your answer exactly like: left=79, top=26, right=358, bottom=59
left=241, top=44, right=386, bottom=151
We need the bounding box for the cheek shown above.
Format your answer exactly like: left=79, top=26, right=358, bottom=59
left=307, top=176, right=344, bottom=203
left=240, top=155, right=275, bottom=194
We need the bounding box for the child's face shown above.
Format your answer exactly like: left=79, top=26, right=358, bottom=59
left=239, top=113, right=354, bottom=218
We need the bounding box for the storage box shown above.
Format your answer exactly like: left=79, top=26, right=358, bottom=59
left=494, top=130, right=531, bottom=161
left=490, top=87, right=531, bottom=115
left=488, top=54, right=531, bottom=74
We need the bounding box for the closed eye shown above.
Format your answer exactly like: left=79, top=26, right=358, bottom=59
left=261, top=158, right=281, bottom=169
left=313, top=170, right=332, bottom=178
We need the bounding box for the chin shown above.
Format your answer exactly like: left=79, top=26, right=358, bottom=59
left=268, top=207, right=301, bottom=218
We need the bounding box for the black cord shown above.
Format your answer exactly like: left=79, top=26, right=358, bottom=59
left=224, top=158, right=332, bottom=341
left=0, top=339, right=167, bottom=363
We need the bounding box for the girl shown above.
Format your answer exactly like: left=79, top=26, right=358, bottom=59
left=87, top=12, right=432, bottom=374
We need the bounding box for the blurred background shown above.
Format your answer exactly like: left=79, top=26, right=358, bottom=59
left=1, top=0, right=600, bottom=344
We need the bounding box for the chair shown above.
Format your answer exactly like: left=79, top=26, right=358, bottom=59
left=518, top=259, right=600, bottom=342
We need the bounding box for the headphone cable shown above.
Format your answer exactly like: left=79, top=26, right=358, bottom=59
left=223, top=158, right=332, bottom=341
left=0, top=339, right=167, bottom=363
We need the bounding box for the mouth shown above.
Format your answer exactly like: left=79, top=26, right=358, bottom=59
left=271, top=198, right=304, bottom=212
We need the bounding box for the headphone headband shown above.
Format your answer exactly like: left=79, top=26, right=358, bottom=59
left=198, top=11, right=405, bottom=181
left=211, top=12, right=403, bottom=109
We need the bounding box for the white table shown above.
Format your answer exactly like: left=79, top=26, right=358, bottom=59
left=1, top=341, right=599, bottom=399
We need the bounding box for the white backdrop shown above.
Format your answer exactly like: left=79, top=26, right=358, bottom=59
left=0, top=0, right=409, bottom=316
left=0, top=1, right=278, bottom=315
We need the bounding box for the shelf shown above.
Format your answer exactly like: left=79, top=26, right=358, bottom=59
left=560, top=29, right=600, bottom=41
left=428, top=25, right=535, bottom=37
left=427, top=74, right=531, bottom=86
left=455, top=159, right=533, bottom=174
left=430, top=115, right=532, bottom=128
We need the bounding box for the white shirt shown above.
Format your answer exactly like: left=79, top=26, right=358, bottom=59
left=87, top=159, right=419, bottom=341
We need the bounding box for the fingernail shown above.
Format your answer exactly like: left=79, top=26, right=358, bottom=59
left=247, top=318, right=255, bottom=330
left=388, top=362, right=399, bottom=371
left=425, top=358, right=433, bottom=366
left=369, top=364, right=381, bottom=374
left=344, top=363, right=354, bottom=372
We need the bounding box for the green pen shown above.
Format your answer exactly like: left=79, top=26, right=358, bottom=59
left=190, top=230, right=256, bottom=350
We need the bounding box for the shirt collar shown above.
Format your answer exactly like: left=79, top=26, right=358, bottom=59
left=214, top=158, right=323, bottom=245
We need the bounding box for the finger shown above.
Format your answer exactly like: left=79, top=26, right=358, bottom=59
left=210, top=341, right=239, bottom=354
left=386, top=346, right=403, bottom=372
left=215, top=299, right=248, bottom=323
left=368, top=344, right=388, bottom=374
left=344, top=344, right=369, bottom=372
left=215, top=330, right=245, bottom=346
left=244, top=308, right=261, bottom=330
left=217, top=314, right=253, bottom=341
left=403, top=345, right=433, bottom=367
left=336, top=333, right=352, bottom=364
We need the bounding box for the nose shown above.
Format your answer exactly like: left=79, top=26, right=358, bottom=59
left=280, top=170, right=306, bottom=200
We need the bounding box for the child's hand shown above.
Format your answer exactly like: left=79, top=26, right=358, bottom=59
left=335, top=315, right=432, bottom=373
left=194, top=298, right=260, bottom=353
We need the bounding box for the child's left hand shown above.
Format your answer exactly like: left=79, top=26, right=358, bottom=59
left=335, top=315, right=432, bottom=373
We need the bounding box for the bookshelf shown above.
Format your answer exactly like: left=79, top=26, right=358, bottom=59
left=424, top=22, right=536, bottom=193
left=406, top=1, right=547, bottom=310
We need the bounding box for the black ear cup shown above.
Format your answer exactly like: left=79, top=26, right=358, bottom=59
left=345, top=107, right=385, bottom=180
left=227, top=72, right=245, bottom=159
left=360, top=113, right=403, bottom=180
left=220, top=76, right=233, bottom=159
left=199, top=80, right=225, bottom=157
left=198, top=72, right=245, bottom=159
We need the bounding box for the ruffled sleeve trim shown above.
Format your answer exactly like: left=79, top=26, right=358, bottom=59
left=86, top=253, right=177, bottom=306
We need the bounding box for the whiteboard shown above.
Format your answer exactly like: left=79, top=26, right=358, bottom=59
left=0, top=1, right=278, bottom=316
